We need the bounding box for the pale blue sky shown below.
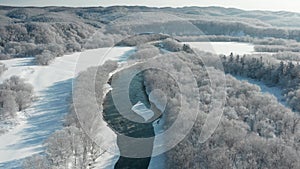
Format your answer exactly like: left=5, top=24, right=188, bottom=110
left=0, top=0, right=300, bottom=13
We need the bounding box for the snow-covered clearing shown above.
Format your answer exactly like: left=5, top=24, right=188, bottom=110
left=185, top=42, right=274, bottom=55
left=0, top=47, right=134, bottom=168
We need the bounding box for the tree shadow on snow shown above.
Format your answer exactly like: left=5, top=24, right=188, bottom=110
left=11, top=58, right=36, bottom=67
left=0, top=79, right=73, bottom=168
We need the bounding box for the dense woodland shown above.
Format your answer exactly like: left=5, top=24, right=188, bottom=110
left=0, top=75, right=34, bottom=134
left=0, top=5, right=299, bottom=169
left=141, top=42, right=300, bottom=169
left=221, top=53, right=300, bottom=112
left=22, top=39, right=300, bottom=168
left=0, top=76, right=33, bottom=119
left=2, top=6, right=300, bottom=65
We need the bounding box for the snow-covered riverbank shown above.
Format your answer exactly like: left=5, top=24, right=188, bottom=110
left=0, top=47, right=134, bottom=168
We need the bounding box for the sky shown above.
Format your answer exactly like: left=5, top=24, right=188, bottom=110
left=0, top=0, right=300, bottom=13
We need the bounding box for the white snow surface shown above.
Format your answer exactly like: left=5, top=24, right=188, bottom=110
left=185, top=42, right=274, bottom=55
left=132, top=101, right=154, bottom=121
left=0, top=47, right=134, bottom=168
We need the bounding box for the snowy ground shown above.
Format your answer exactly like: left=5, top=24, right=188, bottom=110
left=185, top=42, right=275, bottom=55
left=0, top=47, right=134, bottom=168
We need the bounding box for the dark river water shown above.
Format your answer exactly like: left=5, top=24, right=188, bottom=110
left=102, top=70, right=158, bottom=169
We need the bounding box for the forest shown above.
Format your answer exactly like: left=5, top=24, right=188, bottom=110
left=0, top=75, right=34, bottom=134
left=2, top=6, right=300, bottom=65
left=140, top=41, right=300, bottom=169
left=0, top=4, right=299, bottom=169
left=23, top=61, right=119, bottom=168
left=19, top=38, right=300, bottom=169
left=221, top=52, right=300, bottom=112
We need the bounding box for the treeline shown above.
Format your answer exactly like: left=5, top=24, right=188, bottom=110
left=153, top=38, right=194, bottom=53
left=116, top=33, right=170, bottom=47
left=273, top=52, right=300, bottom=62
left=255, top=44, right=300, bottom=53
left=177, top=34, right=300, bottom=55
left=3, top=6, right=300, bottom=66
left=0, top=23, right=123, bottom=65
left=191, top=19, right=300, bottom=41
left=177, top=35, right=298, bottom=46
left=127, top=44, right=160, bottom=60
left=23, top=61, right=119, bottom=169
left=138, top=41, right=300, bottom=168
left=0, top=76, right=34, bottom=120
left=0, top=22, right=94, bottom=65
left=176, top=35, right=254, bottom=43
left=167, top=74, right=300, bottom=169
left=127, top=38, right=193, bottom=61
left=221, top=53, right=300, bottom=112
left=253, top=38, right=300, bottom=57
left=0, top=6, right=124, bottom=65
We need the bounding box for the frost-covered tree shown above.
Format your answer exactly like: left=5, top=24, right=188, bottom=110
left=35, top=50, right=55, bottom=65
left=0, top=63, right=7, bottom=75
left=128, top=44, right=160, bottom=60
left=0, top=76, right=33, bottom=120
left=45, top=126, right=86, bottom=168
left=24, top=60, right=119, bottom=168
left=165, top=74, right=300, bottom=169
left=23, top=154, right=50, bottom=169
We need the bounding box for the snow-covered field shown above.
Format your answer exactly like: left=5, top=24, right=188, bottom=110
left=0, top=47, right=134, bottom=168
left=185, top=42, right=274, bottom=55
